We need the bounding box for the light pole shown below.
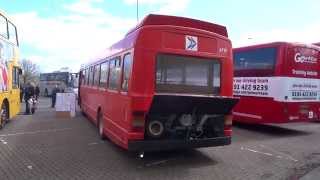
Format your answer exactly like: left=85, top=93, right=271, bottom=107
left=136, top=0, right=139, bottom=23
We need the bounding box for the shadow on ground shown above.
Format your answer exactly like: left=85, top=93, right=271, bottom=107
left=234, top=122, right=311, bottom=137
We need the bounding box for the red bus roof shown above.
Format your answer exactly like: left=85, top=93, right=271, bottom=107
left=126, top=14, right=228, bottom=37
left=84, top=14, right=229, bottom=67
left=234, top=42, right=320, bottom=52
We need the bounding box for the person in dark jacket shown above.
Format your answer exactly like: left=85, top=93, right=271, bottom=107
left=35, top=86, right=40, bottom=100
left=51, top=85, right=60, bottom=108
left=20, top=85, right=24, bottom=103
left=24, top=83, right=35, bottom=114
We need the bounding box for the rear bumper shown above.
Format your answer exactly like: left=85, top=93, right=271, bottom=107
left=128, top=136, right=231, bottom=152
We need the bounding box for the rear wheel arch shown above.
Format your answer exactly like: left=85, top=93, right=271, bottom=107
left=97, top=106, right=106, bottom=139
left=0, top=99, right=10, bottom=128
left=96, top=107, right=102, bottom=122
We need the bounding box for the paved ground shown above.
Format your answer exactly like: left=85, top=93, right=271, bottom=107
left=0, top=97, right=319, bottom=180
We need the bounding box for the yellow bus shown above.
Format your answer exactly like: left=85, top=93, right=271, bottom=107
left=0, top=10, right=21, bottom=129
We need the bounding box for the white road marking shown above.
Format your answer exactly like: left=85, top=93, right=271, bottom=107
left=88, top=141, right=105, bottom=146
left=241, top=146, right=298, bottom=162
left=0, top=128, right=73, bottom=137
left=259, top=144, right=298, bottom=162
left=241, top=147, right=273, bottom=156
left=0, top=139, right=7, bottom=145
left=27, top=165, right=33, bottom=170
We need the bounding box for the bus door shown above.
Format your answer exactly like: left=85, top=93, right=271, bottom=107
left=10, top=66, right=21, bottom=117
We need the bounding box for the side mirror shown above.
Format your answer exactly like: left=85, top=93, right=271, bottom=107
left=19, top=68, right=23, bottom=75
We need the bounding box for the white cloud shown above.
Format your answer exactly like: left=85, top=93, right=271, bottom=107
left=11, top=0, right=191, bottom=72
left=63, top=0, right=104, bottom=15
left=232, top=23, right=320, bottom=48
left=12, top=2, right=136, bottom=72
left=124, top=0, right=191, bottom=14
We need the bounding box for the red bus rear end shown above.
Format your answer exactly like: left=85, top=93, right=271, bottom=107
left=233, top=42, right=320, bottom=124
left=78, top=14, right=238, bottom=151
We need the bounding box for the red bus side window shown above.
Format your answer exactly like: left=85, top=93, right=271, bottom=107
left=94, top=64, right=101, bottom=86
left=108, top=57, right=121, bottom=90
left=89, top=66, right=94, bottom=86
left=121, top=53, right=132, bottom=91
left=99, top=61, right=109, bottom=88
left=85, top=68, right=89, bottom=85
left=84, top=69, right=87, bottom=85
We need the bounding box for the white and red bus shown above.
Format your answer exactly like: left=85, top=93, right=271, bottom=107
left=233, top=42, right=320, bottom=124
left=79, top=14, right=238, bottom=152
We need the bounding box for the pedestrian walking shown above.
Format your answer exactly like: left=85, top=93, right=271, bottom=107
left=24, top=82, right=35, bottom=114
left=35, top=85, right=40, bottom=100
left=51, top=85, right=60, bottom=108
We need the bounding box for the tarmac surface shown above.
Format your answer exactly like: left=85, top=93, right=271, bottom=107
left=0, top=97, right=319, bottom=180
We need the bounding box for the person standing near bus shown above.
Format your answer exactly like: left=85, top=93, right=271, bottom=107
left=35, top=85, right=40, bottom=100
left=24, top=82, right=35, bottom=114
left=20, top=85, right=24, bottom=103
left=51, top=85, right=60, bottom=108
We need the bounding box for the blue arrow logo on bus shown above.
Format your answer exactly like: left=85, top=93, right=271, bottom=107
left=185, top=36, right=198, bottom=51
left=187, top=36, right=197, bottom=50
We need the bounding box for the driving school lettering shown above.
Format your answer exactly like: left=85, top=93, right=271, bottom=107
left=233, top=77, right=270, bottom=97
left=234, top=77, right=320, bottom=102
left=294, top=52, right=317, bottom=64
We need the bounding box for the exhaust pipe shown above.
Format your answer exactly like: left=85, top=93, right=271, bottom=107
left=146, top=120, right=164, bottom=138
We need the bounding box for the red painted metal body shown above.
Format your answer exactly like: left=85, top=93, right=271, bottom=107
left=79, top=14, right=235, bottom=151
left=233, top=42, right=320, bottom=124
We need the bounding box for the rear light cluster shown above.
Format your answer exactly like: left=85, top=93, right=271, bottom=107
left=224, top=114, right=233, bottom=137
left=131, top=111, right=146, bottom=131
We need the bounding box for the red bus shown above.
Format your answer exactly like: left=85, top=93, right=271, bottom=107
left=78, top=14, right=238, bottom=152
left=233, top=42, right=320, bottom=124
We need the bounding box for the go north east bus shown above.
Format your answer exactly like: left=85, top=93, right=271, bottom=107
left=79, top=14, right=238, bottom=152
left=40, top=72, right=78, bottom=96
left=233, top=42, right=320, bottom=124
left=0, top=10, right=22, bottom=128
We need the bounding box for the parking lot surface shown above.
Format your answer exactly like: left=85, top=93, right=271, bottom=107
left=0, top=98, right=319, bottom=180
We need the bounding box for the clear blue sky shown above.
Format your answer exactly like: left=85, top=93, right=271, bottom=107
left=1, top=0, right=319, bottom=72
